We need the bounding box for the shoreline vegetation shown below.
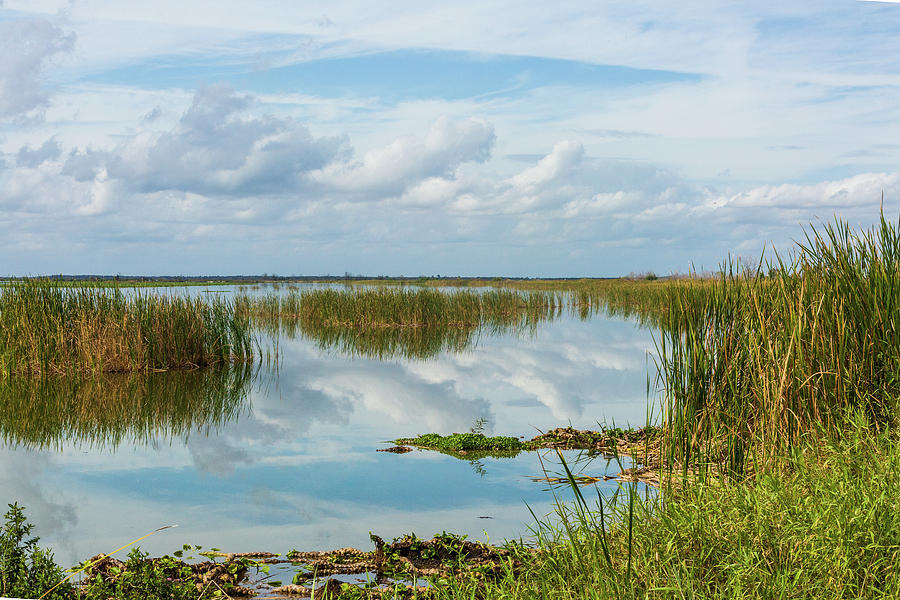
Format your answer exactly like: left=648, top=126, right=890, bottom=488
left=3, top=213, right=900, bottom=597
left=6, top=423, right=898, bottom=599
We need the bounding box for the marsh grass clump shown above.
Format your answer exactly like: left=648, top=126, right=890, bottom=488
left=0, top=280, right=253, bottom=377
left=237, top=287, right=578, bottom=359
left=239, top=287, right=569, bottom=330
left=394, top=432, right=524, bottom=456
left=656, top=212, right=900, bottom=476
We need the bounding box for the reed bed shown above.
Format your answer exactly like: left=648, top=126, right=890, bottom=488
left=0, top=366, right=251, bottom=449
left=237, top=287, right=572, bottom=329
left=350, top=277, right=677, bottom=325
left=654, top=213, right=900, bottom=476
left=0, top=280, right=253, bottom=377
left=237, top=287, right=583, bottom=359
left=235, top=278, right=687, bottom=359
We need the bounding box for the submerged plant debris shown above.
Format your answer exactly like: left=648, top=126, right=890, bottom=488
left=78, top=534, right=530, bottom=599
left=526, top=426, right=660, bottom=454
left=274, top=532, right=528, bottom=599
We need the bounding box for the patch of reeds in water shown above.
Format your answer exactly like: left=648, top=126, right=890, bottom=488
left=0, top=280, right=254, bottom=377
left=237, top=283, right=679, bottom=359
left=238, top=287, right=582, bottom=359
left=0, top=365, right=252, bottom=449
left=655, top=212, right=900, bottom=476
left=239, top=287, right=570, bottom=329
left=499, top=278, right=671, bottom=319
left=346, top=277, right=676, bottom=327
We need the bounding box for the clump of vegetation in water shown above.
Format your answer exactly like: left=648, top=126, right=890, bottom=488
left=393, top=426, right=660, bottom=457
left=370, top=531, right=521, bottom=582
left=79, top=545, right=258, bottom=599
left=523, top=426, right=660, bottom=450
left=393, top=432, right=524, bottom=455
left=238, top=287, right=570, bottom=330
left=0, top=280, right=254, bottom=377
left=281, top=532, right=525, bottom=598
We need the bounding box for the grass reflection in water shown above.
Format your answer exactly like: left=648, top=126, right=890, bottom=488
left=0, top=365, right=252, bottom=450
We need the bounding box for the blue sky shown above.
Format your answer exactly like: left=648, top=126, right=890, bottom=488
left=1, top=0, right=900, bottom=276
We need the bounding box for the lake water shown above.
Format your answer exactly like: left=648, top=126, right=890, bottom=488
left=0, top=286, right=657, bottom=570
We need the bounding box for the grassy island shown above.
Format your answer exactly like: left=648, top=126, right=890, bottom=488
left=0, top=281, right=253, bottom=377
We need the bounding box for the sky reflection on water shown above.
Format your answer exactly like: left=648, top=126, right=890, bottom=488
left=0, top=307, right=656, bottom=568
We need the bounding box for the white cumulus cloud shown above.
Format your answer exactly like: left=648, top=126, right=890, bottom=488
left=314, top=116, right=495, bottom=196
left=61, top=84, right=347, bottom=196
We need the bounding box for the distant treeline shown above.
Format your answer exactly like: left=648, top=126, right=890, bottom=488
left=3, top=274, right=622, bottom=284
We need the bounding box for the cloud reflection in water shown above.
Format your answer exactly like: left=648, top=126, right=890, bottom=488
left=0, top=311, right=654, bottom=568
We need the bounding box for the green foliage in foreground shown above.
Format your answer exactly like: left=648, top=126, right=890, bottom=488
left=0, top=506, right=251, bottom=600
left=0, top=503, right=73, bottom=600
left=0, top=503, right=198, bottom=599
left=78, top=548, right=201, bottom=600
left=437, top=422, right=900, bottom=600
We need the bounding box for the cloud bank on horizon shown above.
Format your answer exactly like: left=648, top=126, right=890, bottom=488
left=1, top=0, right=899, bottom=276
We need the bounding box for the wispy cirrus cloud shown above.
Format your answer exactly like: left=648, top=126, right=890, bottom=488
left=0, top=16, right=73, bottom=120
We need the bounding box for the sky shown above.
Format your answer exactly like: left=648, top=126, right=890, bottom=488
left=1, top=0, right=900, bottom=277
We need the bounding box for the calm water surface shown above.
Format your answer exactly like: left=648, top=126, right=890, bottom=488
left=1, top=286, right=657, bottom=568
